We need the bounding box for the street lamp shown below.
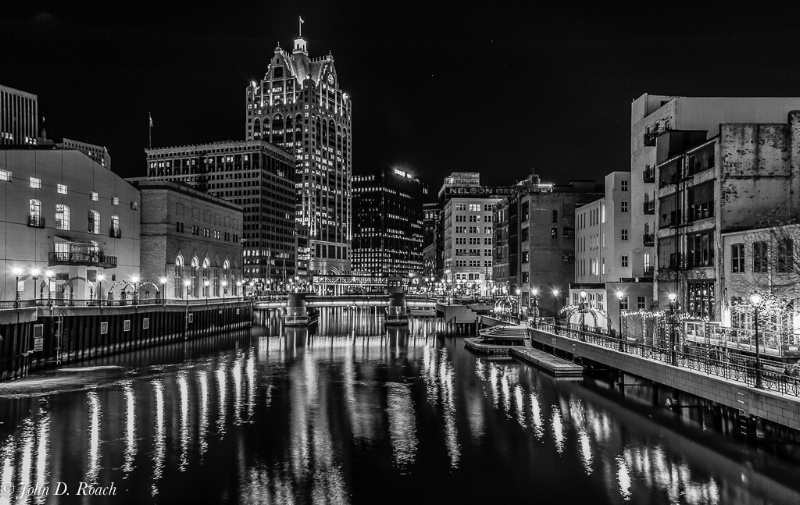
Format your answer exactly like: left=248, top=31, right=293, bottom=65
left=45, top=270, right=54, bottom=306
left=97, top=273, right=105, bottom=306
left=615, top=290, right=625, bottom=351
left=750, top=292, right=764, bottom=389
left=221, top=280, right=228, bottom=301
left=515, top=288, right=521, bottom=318
left=131, top=276, right=140, bottom=305
left=236, top=280, right=242, bottom=298
left=31, top=268, right=41, bottom=304
left=668, top=292, right=677, bottom=365
left=552, top=289, right=560, bottom=331
left=12, top=267, right=22, bottom=308
left=159, top=276, right=167, bottom=305
left=579, top=289, right=588, bottom=337
left=531, top=288, right=539, bottom=327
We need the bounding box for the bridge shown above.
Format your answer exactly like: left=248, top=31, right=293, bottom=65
left=528, top=322, right=800, bottom=433
left=254, top=294, right=437, bottom=310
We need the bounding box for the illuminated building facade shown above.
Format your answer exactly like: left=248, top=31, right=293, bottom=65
left=352, top=168, right=426, bottom=277
left=246, top=30, right=352, bottom=275
left=144, top=140, right=297, bottom=288
left=60, top=138, right=111, bottom=170
left=0, top=84, right=38, bottom=146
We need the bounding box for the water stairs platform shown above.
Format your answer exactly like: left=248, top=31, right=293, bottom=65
left=464, top=338, right=584, bottom=377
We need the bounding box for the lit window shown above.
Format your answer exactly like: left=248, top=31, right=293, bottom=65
left=112, top=197, right=119, bottom=206
left=57, top=184, right=67, bottom=194
left=88, top=210, right=100, bottom=234
left=0, top=169, right=10, bottom=181
left=30, top=177, right=41, bottom=189
left=90, top=192, right=98, bottom=201
left=55, top=204, right=70, bottom=230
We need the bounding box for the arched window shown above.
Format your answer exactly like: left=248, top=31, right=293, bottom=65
left=55, top=204, right=70, bottom=230
left=174, top=255, right=184, bottom=298
left=29, top=199, right=42, bottom=227
left=191, top=257, right=199, bottom=297
left=213, top=259, right=220, bottom=297
left=110, top=215, right=120, bottom=238
left=88, top=210, right=100, bottom=234
left=202, top=258, right=210, bottom=297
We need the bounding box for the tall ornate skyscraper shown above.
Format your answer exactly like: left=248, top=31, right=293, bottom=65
left=246, top=29, right=352, bottom=275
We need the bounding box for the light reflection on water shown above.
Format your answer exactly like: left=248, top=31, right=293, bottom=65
left=0, top=310, right=795, bottom=504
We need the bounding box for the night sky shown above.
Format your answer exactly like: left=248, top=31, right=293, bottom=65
left=4, top=2, right=800, bottom=199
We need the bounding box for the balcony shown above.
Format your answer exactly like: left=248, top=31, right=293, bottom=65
left=49, top=251, right=117, bottom=268
left=109, top=227, right=121, bottom=238
left=643, top=200, right=655, bottom=214
left=642, top=165, right=655, bottom=183
left=28, top=215, right=45, bottom=228
left=643, top=233, right=655, bottom=246
left=644, top=124, right=670, bottom=146
left=659, top=173, right=681, bottom=188
left=643, top=266, right=655, bottom=277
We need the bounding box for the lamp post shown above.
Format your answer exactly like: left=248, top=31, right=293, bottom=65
left=45, top=270, right=54, bottom=306
left=131, top=276, right=140, bottom=305
left=97, top=273, right=105, bottom=306
left=31, top=268, right=41, bottom=305
left=221, top=280, right=228, bottom=302
left=531, top=288, right=539, bottom=327
left=579, top=289, right=588, bottom=338
left=615, top=290, right=624, bottom=351
left=552, top=289, right=560, bottom=332
left=184, top=280, right=191, bottom=340
left=750, top=292, right=764, bottom=389
left=12, top=267, right=22, bottom=308
left=668, top=292, right=677, bottom=365
left=515, top=288, right=521, bottom=319
left=159, top=277, right=167, bottom=305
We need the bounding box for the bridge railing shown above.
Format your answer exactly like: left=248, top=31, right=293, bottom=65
left=534, top=322, right=800, bottom=398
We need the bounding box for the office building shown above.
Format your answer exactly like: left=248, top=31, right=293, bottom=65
left=144, top=140, right=296, bottom=289
left=60, top=138, right=111, bottom=170
left=246, top=29, right=352, bottom=275
left=352, top=167, right=426, bottom=277
left=0, top=84, right=38, bottom=146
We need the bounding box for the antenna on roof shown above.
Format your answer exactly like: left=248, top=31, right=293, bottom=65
left=299, top=16, right=304, bottom=37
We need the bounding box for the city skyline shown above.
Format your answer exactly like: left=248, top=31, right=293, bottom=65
left=5, top=3, right=800, bottom=193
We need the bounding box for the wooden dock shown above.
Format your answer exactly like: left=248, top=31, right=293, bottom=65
left=510, top=347, right=583, bottom=377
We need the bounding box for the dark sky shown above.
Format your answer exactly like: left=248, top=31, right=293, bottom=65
left=4, top=2, right=800, bottom=197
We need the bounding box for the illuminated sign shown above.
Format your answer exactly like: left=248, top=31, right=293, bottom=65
left=444, top=186, right=515, bottom=197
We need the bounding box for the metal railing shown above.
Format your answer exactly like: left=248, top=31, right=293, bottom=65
left=534, top=322, right=800, bottom=398
left=0, top=297, right=253, bottom=309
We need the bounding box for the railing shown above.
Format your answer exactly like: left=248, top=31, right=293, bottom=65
left=643, top=200, right=655, bottom=214
left=0, top=297, right=253, bottom=309
left=49, top=251, right=117, bottom=268
left=28, top=215, right=45, bottom=228
left=534, top=322, right=800, bottom=398
left=642, top=233, right=654, bottom=246
left=643, top=266, right=654, bottom=277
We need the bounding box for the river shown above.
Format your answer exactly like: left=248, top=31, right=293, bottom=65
left=0, top=307, right=798, bottom=504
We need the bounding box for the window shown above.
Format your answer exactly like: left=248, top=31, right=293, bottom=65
left=552, top=210, right=558, bottom=223
left=176, top=222, right=184, bottom=233
left=522, top=251, right=529, bottom=263
left=88, top=210, right=99, bottom=234
left=0, top=169, right=10, bottom=181
left=753, top=241, right=768, bottom=273
left=174, top=256, right=184, bottom=298
left=30, top=177, right=41, bottom=189
left=57, top=184, right=67, bottom=194
left=551, top=227, right=558, bottom=238
left=55, top=204, right=70, bottom=230
left=637, top=296, right=646, bottom=310
left=777, top=238, right=793, bottom=273
left=620, top=296, right=629, bottom=310
left=621, top=201, right=628, bottom=213
left=522, top=272, right=529, bottom=283
left=621, top=229, right=628, bottom=241
left=687, top=231, right=714, bottom=268
left=731, top=244, right=744, bottom=273
left=112, top=197, right=119, bottom=206
left=90, top=192, right=98, bottom=201
left=30, top=199, right=40, bottom=218
left=620, top=255, right=628, bottom=268
left=111, top=214, right=120, bottom=232
left=621, top=180, right=628, bottom=191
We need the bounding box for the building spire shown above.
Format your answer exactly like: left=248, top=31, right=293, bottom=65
left=299, top=16, right=304, bottom=37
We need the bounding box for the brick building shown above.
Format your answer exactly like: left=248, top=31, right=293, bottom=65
left=130, top=180, right=243, bottom=300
